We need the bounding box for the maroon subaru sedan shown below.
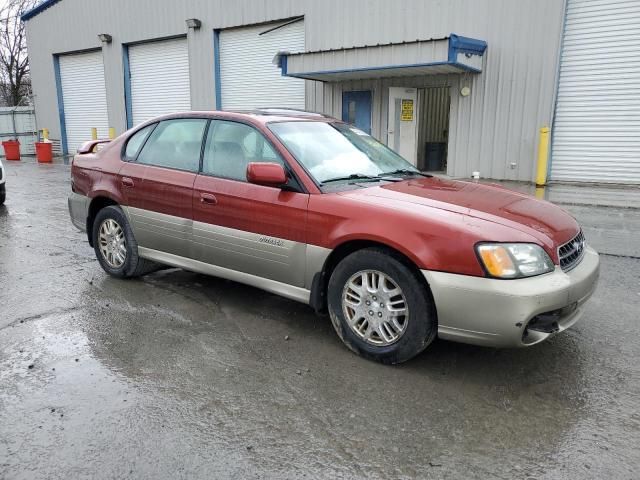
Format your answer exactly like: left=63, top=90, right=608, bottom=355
left=69, top=109, right=600, bottom=364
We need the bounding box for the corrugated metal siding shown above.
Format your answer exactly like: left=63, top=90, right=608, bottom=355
left=25, top=0, right=565, bottom=181
left=129, top=38, right=191, bottom=126
left=219, top=20, right=305, bottom=110
left=416, top=86, right=450, bottom=168
left=59, top=50, right=109, bottom=152
left=304, top=0, right=566, bottom=181
left=420, top=87, right=450, bottom=143
left=551, top=0, right=640, bottom=184
left=287, top=38, right=449, bottom=75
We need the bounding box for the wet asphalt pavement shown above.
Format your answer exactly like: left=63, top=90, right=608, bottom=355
left=1, top=161, right=639, bottom=479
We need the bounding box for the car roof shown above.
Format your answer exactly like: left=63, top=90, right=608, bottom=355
left=146, top=109, right=337, bottom=126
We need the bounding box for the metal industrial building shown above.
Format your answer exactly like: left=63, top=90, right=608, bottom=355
left=22, top=0, right=640, bottom=184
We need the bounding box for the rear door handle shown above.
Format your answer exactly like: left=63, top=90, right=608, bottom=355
left=121, top=177, right=134, bottom=187
left=200, top=193, right=217, bottom=205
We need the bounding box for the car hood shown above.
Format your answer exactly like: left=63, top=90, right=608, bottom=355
left=339, top=177, right=579, bottom=247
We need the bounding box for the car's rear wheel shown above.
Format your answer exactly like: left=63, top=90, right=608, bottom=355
left=328, top=248, right=437, bottom=364
left=0, top=184, right=5, bottom=205
left=92, top=205, right=156, bottom=278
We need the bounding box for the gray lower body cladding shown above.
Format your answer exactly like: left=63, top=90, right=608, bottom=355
left=68, top=192, right=89, bottom=232
left=423, top=246, right=600, bottom=347
left=70, top=195, right=600, bottom=349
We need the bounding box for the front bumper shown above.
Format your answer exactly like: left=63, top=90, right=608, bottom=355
left=68, top=192, right=89, bottom=232
left=422, top=245, right=600, bottom=348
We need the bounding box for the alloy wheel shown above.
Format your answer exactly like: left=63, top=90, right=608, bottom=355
left=341, top=270, right=409, bottom=346
left=98, top=218, right=127, bottom=268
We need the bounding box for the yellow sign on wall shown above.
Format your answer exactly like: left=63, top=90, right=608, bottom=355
left=401, top=99, right=414, bottom=121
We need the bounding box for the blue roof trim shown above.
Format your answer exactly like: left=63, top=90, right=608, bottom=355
left=21, top=0, right=63, bottom=21
left=281, top=60, right=481, bottom=81
left=448, top=34, right=488, bottom=62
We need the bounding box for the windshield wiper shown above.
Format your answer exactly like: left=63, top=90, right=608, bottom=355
left=321, top=173, right=382, bottom=185
left=379, top=169, right=433, bottom=178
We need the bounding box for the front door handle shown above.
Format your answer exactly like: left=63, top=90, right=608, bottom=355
left=121, top=177, right=134, bottom=187
left=200, top=193, right=218, bottom=205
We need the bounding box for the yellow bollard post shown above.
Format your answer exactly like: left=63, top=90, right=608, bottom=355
left=535, top=126, right=550, bottom=187
left=42, top=128, right=49, bottom=141
left=108, top=127, right=116, bottom=139
left=91, top=127, right=98, bottom=140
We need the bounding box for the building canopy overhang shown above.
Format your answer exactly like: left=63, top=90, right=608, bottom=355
left=275, top=34, right=487, bottom=82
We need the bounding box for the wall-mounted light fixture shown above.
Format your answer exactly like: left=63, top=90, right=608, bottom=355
left=186, top=18, right=202, bottom=30
left=98, top=33, right=112, bottom=44
left=460, top=86, right=471, bottom=97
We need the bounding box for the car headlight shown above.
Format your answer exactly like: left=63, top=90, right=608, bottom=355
left=476, top=243, right=554, bottom=279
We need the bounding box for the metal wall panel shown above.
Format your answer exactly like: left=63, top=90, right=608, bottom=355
left=287, top=38, right=450, bottom=75
left=59, top=50, right=109, bottom=153
left=129, top=38, right=191, bottom=126
left=420, top=87, right=450, bottom=143
left=303, top=0, right=566, bottom=181
left=219, top=20, right=305, bottom=110
left=25, top=0, right=565, bottom=181
left=551, top=0, right=640, bottom=183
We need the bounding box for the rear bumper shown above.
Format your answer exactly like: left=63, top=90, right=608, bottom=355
left=422, top=245, right=600, bottom=348
left=68, top=192, right=88, bottom=232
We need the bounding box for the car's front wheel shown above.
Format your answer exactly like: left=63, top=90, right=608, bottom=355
left=328, top=248, right=437, bottom=364
left=92, top=205, right=156, bottom=278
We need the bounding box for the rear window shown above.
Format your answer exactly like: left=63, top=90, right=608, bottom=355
left=124, top=124, right=156, bottom=160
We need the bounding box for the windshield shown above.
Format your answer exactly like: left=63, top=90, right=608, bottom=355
left=268, top=121, right=419, bottom=184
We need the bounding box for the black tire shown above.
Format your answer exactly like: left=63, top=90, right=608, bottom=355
left=0, top=184, right=5, bottom=205
left=92, top=205, right=157, bottom=278
left=328, top=248, right=437, bottom=364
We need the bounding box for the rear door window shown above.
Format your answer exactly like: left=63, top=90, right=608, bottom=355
left=136, top=119, right=207, bottom=172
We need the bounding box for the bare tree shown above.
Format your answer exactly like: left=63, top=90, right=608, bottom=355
left=0, top=0, right=38, bottom=106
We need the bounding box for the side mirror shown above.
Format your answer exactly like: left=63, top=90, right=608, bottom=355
left=246, top=162, right=288, bottom=187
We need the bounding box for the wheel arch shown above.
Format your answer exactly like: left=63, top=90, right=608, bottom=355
left=310, top=239, right=433, bottom=314
left=86, top=196, right=120, bottom=246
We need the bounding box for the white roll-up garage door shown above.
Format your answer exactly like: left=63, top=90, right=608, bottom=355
left=59, top=51, right=109, bottom=154
left=129, top=38, right=191, bottom=126
left=219, top=20, right=305, bottom=110
left=551, top=0, right=640, bottom=183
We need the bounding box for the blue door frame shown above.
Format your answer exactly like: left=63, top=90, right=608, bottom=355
left=342, top=90, right=372, bottom=134
left=123, top=45, right=133, bottom=129
left=52, top=55, right=69, bottom=155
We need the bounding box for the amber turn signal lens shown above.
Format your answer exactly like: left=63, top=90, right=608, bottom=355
left=477, top=245, right=517, bottom=278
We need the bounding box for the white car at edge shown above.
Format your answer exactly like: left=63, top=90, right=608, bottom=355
left=0, top=158, right=5, bottom=205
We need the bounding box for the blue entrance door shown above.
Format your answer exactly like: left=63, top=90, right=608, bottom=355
left=342, top=90, right=372, bottom=134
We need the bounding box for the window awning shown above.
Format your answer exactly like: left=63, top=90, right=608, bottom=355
left=275, top=34, right=487, bottom=82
